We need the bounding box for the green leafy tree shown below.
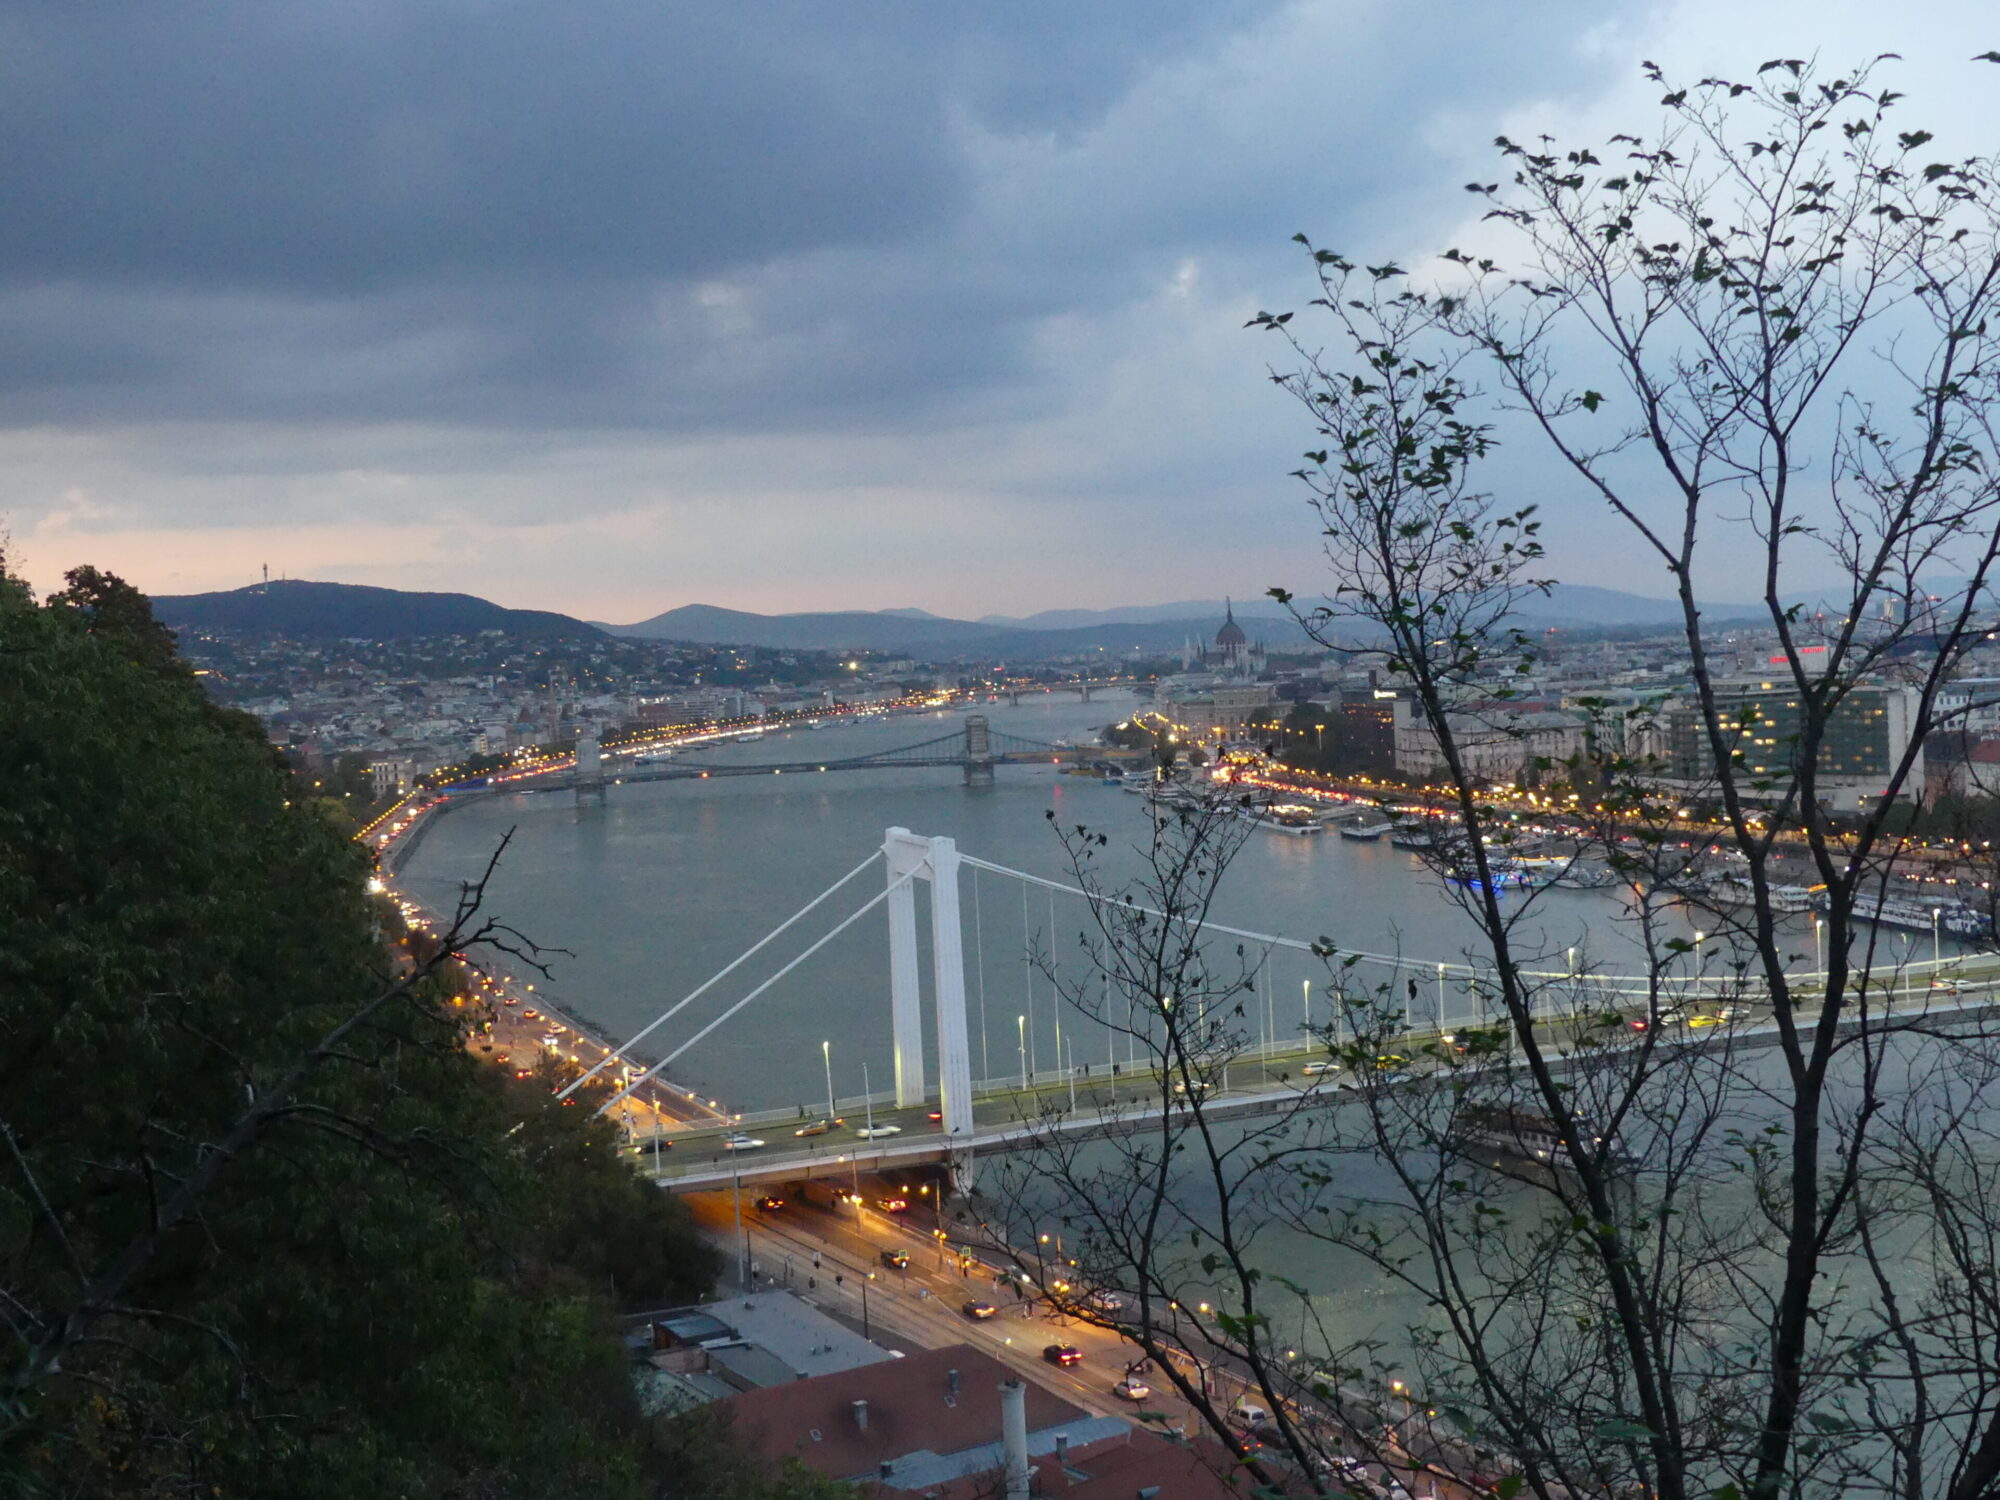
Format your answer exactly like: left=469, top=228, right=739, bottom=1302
left=0, top=564, right=716, bottom=1496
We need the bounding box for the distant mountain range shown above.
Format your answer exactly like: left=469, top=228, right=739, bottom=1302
left=150, top=579, right=1764, bottom=654
left=599, top=585, right=1761, bottom=655
left=154, top=580, right=606, bottom=640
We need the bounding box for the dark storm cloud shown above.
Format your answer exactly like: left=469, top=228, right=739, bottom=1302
left=0, top=0, right=1599, bottom=433
left=0, top=1, right=1273, bottom=292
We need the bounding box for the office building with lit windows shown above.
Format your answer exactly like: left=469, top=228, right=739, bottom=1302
left=1663, top=679, right=1921, bottom=813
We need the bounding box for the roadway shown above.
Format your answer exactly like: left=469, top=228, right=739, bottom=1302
left=683, top=1181, right=1483, bottom=1499
left=639, top=951, right=2000, bottom=1187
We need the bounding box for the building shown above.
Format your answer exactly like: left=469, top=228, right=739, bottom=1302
left=368, top=756, right=414, bottom=800
left=1662, top=679, right=1921, bottom=813
left=1156, top=604, right=1276, bottom=741
left=1392, top=700, right=1587, bottom=785
left=725, top=1344, right=1109, bottom=1488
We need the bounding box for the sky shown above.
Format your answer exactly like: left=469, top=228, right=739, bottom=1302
left=2, top=1, right=1994, bottom=623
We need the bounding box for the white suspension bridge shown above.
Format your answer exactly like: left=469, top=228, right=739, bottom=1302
left=561, top=827, right=2000, bottom=1192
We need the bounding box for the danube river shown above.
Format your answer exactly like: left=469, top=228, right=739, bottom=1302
left=401, top=691, right=1830, bottom=1111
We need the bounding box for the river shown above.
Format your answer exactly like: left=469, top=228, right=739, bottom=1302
left=393, top=690, right=1883, bottom=1112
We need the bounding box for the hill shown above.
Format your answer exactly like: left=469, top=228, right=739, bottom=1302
left=602, top=584, right=1761, bottom=658
left=155, top=579, right=605, bottom=640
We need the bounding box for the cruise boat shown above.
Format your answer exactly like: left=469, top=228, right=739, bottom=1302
left=1948, top=906, right=1996, bottom=941
left=1246, top=804, right=1324, bottom=836
left=1825, top=890, right=1977, bottom=936
left=1338, top=817, right=1393, bottom=841
left=1447, top=857, right=1533, bottom=890
left=1552, top=862, right=1618, bottom=890
left=1451, top=1103, right=1628, bottom=1189
left=1705, top=876, right=1815, bottom=913
left=1390, top=825, right=1439, bottom=850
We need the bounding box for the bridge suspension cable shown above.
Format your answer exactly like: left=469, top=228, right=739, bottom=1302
left=558, top=848, right=884, bottom=1099
left=594, top=870, right=919, bottom=1117
left=955, top=853, right=1776, bottom=991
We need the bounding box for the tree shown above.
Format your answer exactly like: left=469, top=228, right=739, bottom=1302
left=0, top=563, right=716, bottom=1496
left=1240, top=53, right=2000, bottom=1500
left=988, top=55, right=2000, bottom=1500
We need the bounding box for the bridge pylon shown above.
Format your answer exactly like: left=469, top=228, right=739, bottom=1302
left=572, top=734, right=606, bottom=801
left=883, top=828, right=975, bottom=1138
left=962, top=714, right=995, bottom=786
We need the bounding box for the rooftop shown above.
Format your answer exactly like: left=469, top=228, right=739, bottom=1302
left=727, top=1342, right=1088, bottom=1483
left=694, top=1290, right=899, bottom=1380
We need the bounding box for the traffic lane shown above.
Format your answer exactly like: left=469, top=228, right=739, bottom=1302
left=702, top=1193, right=1157, bottom=1421
left=712, top=1196, right=1466, bottom=1494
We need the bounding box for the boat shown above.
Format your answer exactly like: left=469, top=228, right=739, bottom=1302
left=1390, top=825, right=1438, bottom=850
left=1704, top=876, right=1815, bottom=913
left=1338, top=818, right=1392, bottom=841
left=1246, top=804, right=1324, bottom=836
left=1453, top=1103, right=1626, bottom=1188
left=1446, top=857, right=1533, bottom=890
left=1552, top=862, right=1617, bottom=890
left=1948, top=908, right=1996, bottom=941
left=1824, top=891, right=1977, bottom=936
left=634, top=750, right=673, bottom=765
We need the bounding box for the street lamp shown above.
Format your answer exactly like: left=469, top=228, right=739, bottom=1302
left=1018, top=1014, right=1028, bottom=1089
left=1932, top=906, right=1942, bottom=971
left=822, top=1039, right=835, bottom=1121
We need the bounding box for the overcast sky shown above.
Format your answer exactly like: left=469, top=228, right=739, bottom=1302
left=2, top=2, right=1993, bottom=622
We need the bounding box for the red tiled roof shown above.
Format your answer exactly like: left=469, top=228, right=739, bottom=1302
left=892, top=1428, right=1250, bottom=1500
left=727, top=1343, right=1086, bottom=1483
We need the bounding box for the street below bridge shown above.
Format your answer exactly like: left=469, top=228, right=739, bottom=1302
left=682, top=1181, right=1491, bottom=1498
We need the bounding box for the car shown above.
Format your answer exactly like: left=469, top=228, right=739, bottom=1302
left=1113, top=1378, right=1151, bottom=1401
left=1686, top=1013, right=1723, bottom=1028
left=1085, top=1288, right=1125, bottom=1313
left=1230, top=1396, right=1273, bottom=1427
left=880, top=1250, right=911, bottom=1270
left=1172, top=1079, right=1212, bottom=1095
left=877, top=1196, right=909, bottom=1213
left=513, top=1067, right=533, bottom=1079
left=523, top=1008, right=540, bottom=1020
left=721, top=1134, right=767, bottom=1151
left=927, top=1110, right=944, bottom=1122
left=1302, top=1060, right=1339, bottom=1076
left=961, top=1300, right=998, bottom=1320
left=794, top=1119, right=834, bottom=1137
left=754, top=1195, right=786, bottom=1211
left=1042, top=1344, right=1083, bottom=1367
left=502, top=996, right=518, bottom=1006
left=854, top=1124, right=904, bottom=1139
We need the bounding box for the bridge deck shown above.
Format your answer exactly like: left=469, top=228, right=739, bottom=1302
left=638, top=964, right=2000, bottom=1190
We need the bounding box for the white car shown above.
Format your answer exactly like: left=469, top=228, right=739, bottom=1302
left=1302, top=1060, right=1339, bottom=1076
left=853, top=1124, right=903, bottom=1139
left=1086, top=1288, right=1126, bottom=1313
left=720, top=1133, right=766, bottom=1151
left=1230, top=1396, right=1272, bottom=1427
left=1113, top=1378, right=1151, bottom=1402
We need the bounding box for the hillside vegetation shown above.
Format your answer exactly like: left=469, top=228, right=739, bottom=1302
left=0, top=564, right=761, bottom=1497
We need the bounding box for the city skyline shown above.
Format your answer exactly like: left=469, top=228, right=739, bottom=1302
left=1, top=3, right=1993, bottom=620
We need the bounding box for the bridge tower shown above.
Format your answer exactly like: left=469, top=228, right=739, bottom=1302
left=573, top=734, right=606, bottom=801
left=962, top=714, right=995, bottom=786
left=882, top=828, right=975, bottom=1142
